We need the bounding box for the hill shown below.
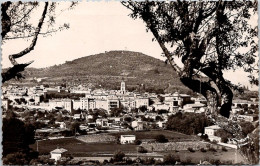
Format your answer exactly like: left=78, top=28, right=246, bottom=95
left=7, top=50, right=191, bottom=93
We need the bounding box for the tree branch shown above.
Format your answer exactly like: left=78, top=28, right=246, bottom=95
left=9, top=2, right=48, bottom=65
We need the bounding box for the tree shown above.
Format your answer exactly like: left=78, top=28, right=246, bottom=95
left=112, top=150, right=125, bottom=162
left=1, top=2, right=76, bottom=83
left=70, top=122, right=80, bottom=135
left=3, top=117, right=36, bottom=158
left=155, top=134, right=168, bottom=143
left=122, top=0, right=258, bottom=138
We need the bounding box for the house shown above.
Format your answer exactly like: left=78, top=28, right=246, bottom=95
left=131, top=119, right=144, bottom=131
left=204, top=125, right=221, bottom=142
left=237, top=114, right=258, bottom=122
left=205, top=125, right=220, bottom=136
left=96, top=118, right=110, bottom=127
left=73, top=114, right=82, bottom=120
left=55, top=122, right=66, bottom=129
left=120, top=135, right=136, bottom=144
left=50, top=148, right=67, bottom=161
left=156, top=121, right=167, bottom=128
left=183, top=103, right=205, bottom=113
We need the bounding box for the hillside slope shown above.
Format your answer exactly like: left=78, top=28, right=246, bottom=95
left=11, top=51, right=190, bottom=93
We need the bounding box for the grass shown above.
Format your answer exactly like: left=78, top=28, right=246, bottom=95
left=109, top=130, right=198, bottom=141
left=30, top=137, right=138, bottom=156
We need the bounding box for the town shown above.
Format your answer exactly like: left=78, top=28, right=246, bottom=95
left=2, top=81, right=259, bottom=165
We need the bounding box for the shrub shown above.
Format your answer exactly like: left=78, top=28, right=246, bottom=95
left=163, top=154, right=180, bottom=165
left=113, top=150, right=125, bottom=162
left=200, top=148, right=207, bottom=152
left=134, top=139, right=142, bottom=145
left=221, top=137, right=228, bottom=143
left=222, top=146, right=228, bottom=152
left=188, top=147, right=195, bottom=152
left=182, top=156, right=193, bottom=165
left=138, top=146, right=148, bottom=153
left=212, top=140, right=218, bottom=144
left=155, top=134, right=168, bottom=143
left=209, top=147, right=217, bottom=152
left=143, top=157, right=155, bottom=165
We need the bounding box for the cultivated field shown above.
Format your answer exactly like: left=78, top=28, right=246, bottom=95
left=109, top=130, right=198, bottom=141
left=30, top=138, right=138, bottom=156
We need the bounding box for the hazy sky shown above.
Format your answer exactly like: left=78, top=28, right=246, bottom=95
left=1, top=1, right=258, bottom=90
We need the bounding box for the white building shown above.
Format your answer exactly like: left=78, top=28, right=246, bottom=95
left=131, top=119, right=144, bottom=131
left=135, top=97, right=149, bottom=108
left=204, top=125, right=221, bottom=143
left=120, top=135, right=136, bottom=144
left=50, top=148, right=67, bottom=161
left=121, top=81, right=126, bottom=94
left=49, top=99, right=73, bottom=112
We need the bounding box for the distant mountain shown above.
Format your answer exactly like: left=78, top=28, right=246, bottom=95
left=9, top=50, right=191, bottom=93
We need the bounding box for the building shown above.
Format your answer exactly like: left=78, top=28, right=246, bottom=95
left=120, top=135, right=136, bottom=144
left=238, top=114, right=258, bottom=122
left=135, top=97, right=149, bottom=108
left=204, top=125, right=221, bottom=142
left=49, top=99, right=73, bottom=112
left=2, top=99, right=10, bottom=110
left=50, top=148, right=67, bottom=161
left=132, top=119, right=144, bottom=131
left=121, top=81, right=126, bottom=94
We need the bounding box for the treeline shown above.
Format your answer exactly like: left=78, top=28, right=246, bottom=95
left=45, top=92, right=85, bottom=100
left=166, top=112, right=212, bottom=135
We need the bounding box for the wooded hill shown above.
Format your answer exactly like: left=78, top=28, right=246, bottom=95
left=4, top=51, right=197, bottom=94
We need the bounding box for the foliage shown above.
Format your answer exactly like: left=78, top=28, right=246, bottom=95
left=113, top=150, right=125, bottom=162
left=209, top=147, right=217, bottom=152
left=3, top=152, right=29, bottom=165
left=1, top=2, right=76, bottom=83
left=124, top=116, right=132, bottom=123
left=134, top=139, right=142, bottom=145
left=46, top=92, right=85, bottom=100
left=70, top=122, right=81, bottom=135
left=221, top=146, right=228, bottom=152
left=122, top=0, right=258, bottom=121
left=139, top=105, right=147, bottom=112
left=143, top=157, right=156, bottom=165
left=155, top=134, right=168, bottom=143
left=110, top=107, right=124, bottom=117
left=163, top=154, right=180, bottom=165
left=158, top=109, right=168, bottom=114
left=137, top=146, right=148, bottom=153
left=167, top=112, right=212, bottom=135
left=188, top=147, right=195, bottom=152
left=3, top=117, right=36, bottom=157
left=239, top=121, right=255, bottom=135
left=200, top=148, right=207, bottom=153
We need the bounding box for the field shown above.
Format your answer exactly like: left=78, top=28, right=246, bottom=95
left=163, top=149, right=247, bottom=164
left=30, top=138, right=138, bottom=156
left=109, top=130, right=198, bottom=141
left=30, top=135, right=247, bottom=164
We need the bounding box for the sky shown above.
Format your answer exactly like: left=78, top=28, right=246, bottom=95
left=1, top=1, right=258, bottom=90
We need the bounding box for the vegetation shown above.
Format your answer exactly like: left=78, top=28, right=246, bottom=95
left=155, top=134, right=168, bottom=143
left=123, top=0, right=258, bottom=119
left=137, top=146, right=148, bottom=153
left=166, top=112, right=212, bottom=135
left=1, top=2, right=76, bottom=83
left=188, top=147, right=195, bottom=152
left=163, top=154, right=180, bottom=165
left=2, top=113, right=38, bottom=164
left=215, top=129, right=233, bottom=143
left=112, top=150, right=125, bottom=162
left=12, top=51, right=192, bottom=94
left=45, top=92, right=85, bottom=101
